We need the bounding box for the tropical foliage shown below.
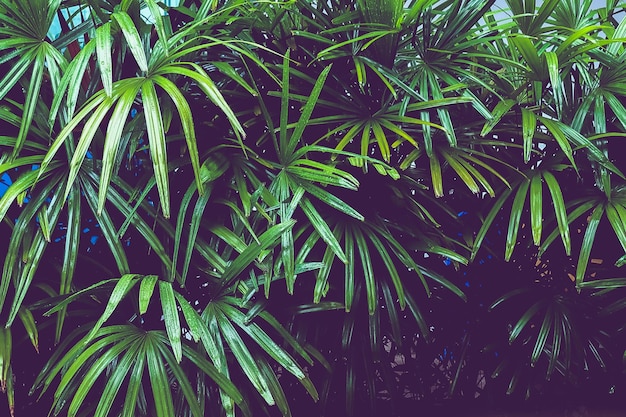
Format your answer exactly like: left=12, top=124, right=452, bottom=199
left=0, top=0, right=626, bottom=416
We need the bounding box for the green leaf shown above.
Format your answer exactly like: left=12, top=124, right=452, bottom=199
left=531, top=306, right=553, bottom=365
left=300, top=197, right=347, bottom=263
left=112, top=12, right=148, bottom=72
left=215, top=309, right=273, bottom=404
left=0, top=327, right=11, bottom=388
left=145, top=0, right=169, bottom=56
left=442, top=151, right=479, bottom=194
left=286, top=64, right=332, bottom=158
left=93, top=342, right=140, bottom=417
left=7, top=176, right=67, bottom=325
left=404, top=291, right=430, bottom=341
left=182, top=342, right=245, bottom=406
left=505, top=180, right=529, bottom=261
left=12, top=46, right=46, bottom=160
left=49, top=39, right=96, bottom=124
left=174, top=293, right=207, bottom=345
left=528, top=0, right=560, bottom=34
left=165, top=63, right=245, bottom=139
left=540, top=117, right=576, bottom=170
left=146, top=337, right=175, bottom=417
left=511, top=36, right=543, bottom=75
left=0, top=49, right=33, bottom=102
left=56, top=185, right=81, bottom=343
left=80, top=177, right=130, bottom=275
left=98, top=80, right=142, bottom=213
left=429, top=153, right=444, bottom=198
left=472, top=189, right=513, bottom=260
left=313, top=235, right=339, bottom=304
left=575, top=204, right=604, bottom=287
left=95, top=22, right=113, bottom=97
left=279, top=49, right=290, bottom=156
left=521, top=108, right=536, bottom=163
left=540, top=200, right=596, bottom=256
left=510, top=302, right=543, bottom=344
left=17, top=307, right=38, bottom=353
left=299, top=182, right=364, bottom=220
left=529, top=174, right=543, bottom=246
left=380, top=279, right=402, bottom=344
left=201, top=153, right=230, bottom=184
left=604, top=92, right=626, bottom=131
left=578, top=278, right=626, bottom=290
left=280, top=209, right=296, bottom=295
left=51, top=328, right=134, bottom=412
left=221, top=302, right=311, bottom=385
left=481, top=98, right=516, bottom=137
left=153, top=75, right=202, bottom=194
left=160, top=345, right=206, bottom=417
left=66, top=336, right=137, bottom=417
left=85, top=274, right=141, bottom=343
left=121, top=340, right=145, bottom=416
left=181, top=183, right=213, bottom=285
left=344, top=228, right=355, bottom=312
left=368, top=230, right=405, bottom=309
left=159, top=281, right=182, bottom=363
left=139, top=275, right=158, bottom=315
left=559, top=121, right=623, bottom=177
left=545, top=51, right=562, bottom=116
left=371, top=121, right=390, bottom=162
left=171, top=184, right=197, bottom=282
left=64, top=94, right=116, bottom=199
left=256, top=358, right=292, bottom=417
left=141, top=80, right=170, bottom=218
left=219, top=221, right=295, bottom=287
left=543, top=172, right=570, bottom=255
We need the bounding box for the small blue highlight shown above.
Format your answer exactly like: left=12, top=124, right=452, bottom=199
left=0, top=173, right=11, bottom=198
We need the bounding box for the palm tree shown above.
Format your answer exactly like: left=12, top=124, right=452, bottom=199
left=0, top=1, right=625, bottom=416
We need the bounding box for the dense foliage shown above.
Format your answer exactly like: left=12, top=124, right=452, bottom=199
left=1, top=0, right=626, bottom=416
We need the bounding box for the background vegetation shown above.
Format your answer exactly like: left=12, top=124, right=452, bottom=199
left=0, top=0, right=625, bottom=416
